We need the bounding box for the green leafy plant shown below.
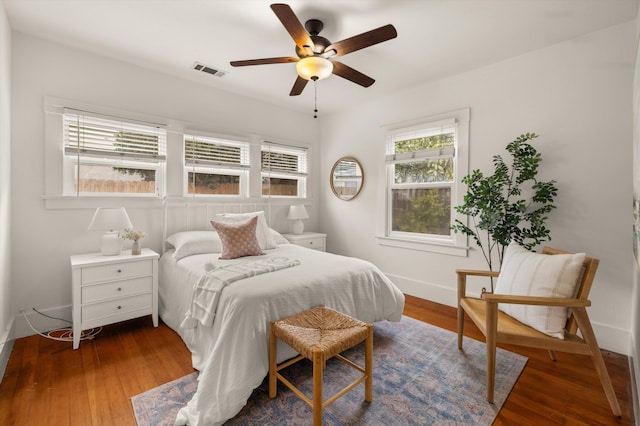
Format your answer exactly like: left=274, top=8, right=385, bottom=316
left=451, top=133, right=557, bottom=288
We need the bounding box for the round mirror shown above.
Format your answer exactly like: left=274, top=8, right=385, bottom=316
left=330, top=157, right=364, bottom=201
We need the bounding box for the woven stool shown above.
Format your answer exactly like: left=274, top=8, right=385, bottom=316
left=269, top=306, right=373, bottom=426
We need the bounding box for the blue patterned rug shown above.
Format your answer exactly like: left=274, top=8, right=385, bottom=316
left=131, top=316, right=527, bottom=425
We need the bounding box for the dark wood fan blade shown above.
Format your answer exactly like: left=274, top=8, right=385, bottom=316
left=332, top=61, right=375, bottom=87
left=289, top=76, right=308, bottom=96
left=325, top=24, right=397, bottom=58
left=271, top=3, right=314, bottom=50
left=230, top=57, right=299, bottom=67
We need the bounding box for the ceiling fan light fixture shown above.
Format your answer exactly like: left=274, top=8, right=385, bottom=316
left=296, top=56, right=333, bottom=81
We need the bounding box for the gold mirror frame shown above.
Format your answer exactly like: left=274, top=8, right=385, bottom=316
left=330, top=157, right=364, bottom=201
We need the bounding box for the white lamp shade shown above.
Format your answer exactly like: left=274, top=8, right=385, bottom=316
left=288, top=205, right=309, bottom=220
left=88, top=207, right=133, bottom=256
left=88, top=207, right=133, bottom=231
left=296, top=56, right=334, bottom=81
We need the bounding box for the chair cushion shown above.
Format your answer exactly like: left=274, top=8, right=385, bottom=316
left=494, top=242, right=586, bottom=339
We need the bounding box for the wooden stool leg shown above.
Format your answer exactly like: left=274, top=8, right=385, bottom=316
left=269, top=322, right=277, bottom=398
left=365, top=324, right=373, bottom=402
left=313, top=350, right=323, bottom=426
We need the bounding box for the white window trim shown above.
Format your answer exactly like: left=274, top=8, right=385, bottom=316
left=43, top=97, right=314, bottom=209
left=62, top=109, right=167, bottom=198
left=184, top=166, right=249, bottom=198
left=183, top=132, right=250, bottom=198
left=376, top=108, right=470, bottom=257
left=67, top=157, right=165, bottom=198
left=260, top=170, right=308, bottom=198
left=44, top=97, right=172, bottom=209
left=260, top=142, right=309, bottom=199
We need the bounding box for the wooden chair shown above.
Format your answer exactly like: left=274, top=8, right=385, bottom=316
left=457, top=247, right=621, bottom=417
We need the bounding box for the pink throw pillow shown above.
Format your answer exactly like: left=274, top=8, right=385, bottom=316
left=210, top=216, right=265, bottom=259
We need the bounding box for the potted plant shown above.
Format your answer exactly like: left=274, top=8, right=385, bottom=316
left=451, top=133, right=557, bottom=291
left=121, top=228, right=145, bottom=255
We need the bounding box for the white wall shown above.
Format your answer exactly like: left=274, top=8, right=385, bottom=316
left=6, top=9, right=637, bottom=358
left=0, top=0, right=13, bottom=376
left=320, top=22, right=636, bottom=354
left=630, top=9, right=640, bottom=423
left=9, top=32, right=320, bottom=335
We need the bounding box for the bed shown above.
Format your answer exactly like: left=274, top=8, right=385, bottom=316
left=158, top=214, right=405, bottom=425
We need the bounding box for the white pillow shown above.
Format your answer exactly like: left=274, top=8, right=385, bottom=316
left=271, top=228, right=289, bottom=245
left=215, top=211, right=277, bottom=250
left=166, top=231, right=222, bottom=260
left=494, top=242, right=586, bottom=339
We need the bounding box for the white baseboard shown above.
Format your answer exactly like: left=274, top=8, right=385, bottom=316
left=386, top=272, right=458, bottom=308
left=12, top=305, right=72, bottom=339
left=385, top=272, right=631, bottom=355
left=0, top=314, right=15, bottom=383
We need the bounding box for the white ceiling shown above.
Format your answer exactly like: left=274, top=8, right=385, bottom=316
left=4, top=0, right=639, bottom=116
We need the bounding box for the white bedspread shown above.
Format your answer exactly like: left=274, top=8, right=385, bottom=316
left=182, top=257, right=301, bottom=329
left=159, top=244, right=405, bottom=426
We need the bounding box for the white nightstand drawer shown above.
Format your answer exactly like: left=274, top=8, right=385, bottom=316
left=81, top=259, right=152, bottom=284
left=82, top=276, right=152, bottom=304
left=296, top=237, right=325, bottom=250
left=283, top=232, right=327, bottom=252
left=82, top=293, right=151, bottom=323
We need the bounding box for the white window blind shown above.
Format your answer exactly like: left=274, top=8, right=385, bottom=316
left=386, top=118, right=456, bottom=164
left=261, top=143, right=308, bottom=176
left=386, top=147, right=455, bottom=164
left=184, top=134, right=250, bottom=169
left=63, top=111, right=166, bottom=162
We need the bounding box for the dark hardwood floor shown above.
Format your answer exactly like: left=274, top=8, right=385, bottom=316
left=0, top=295, right=635, bottom=425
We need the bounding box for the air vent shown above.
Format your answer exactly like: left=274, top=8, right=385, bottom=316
left=192, top=62, right=227, bottom=77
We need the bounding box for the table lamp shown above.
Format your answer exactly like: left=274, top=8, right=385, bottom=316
left=88, top=207, right=133, bottom=255
left=288, top=204, right=309, bottom=235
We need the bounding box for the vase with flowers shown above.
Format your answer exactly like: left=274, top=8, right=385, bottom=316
left=120, top=228, right=145, bottom=255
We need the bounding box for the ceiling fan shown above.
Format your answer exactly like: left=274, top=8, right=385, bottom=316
left=230, top=3, right=397, bottom=97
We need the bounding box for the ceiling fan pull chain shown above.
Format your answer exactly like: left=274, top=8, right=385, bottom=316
left=314, top=78, right=318, bottom=119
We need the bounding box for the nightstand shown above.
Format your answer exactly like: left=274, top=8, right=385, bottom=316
left=283, top=232, right=327, bottom=252
left=70, top=248, right=159, bottom=349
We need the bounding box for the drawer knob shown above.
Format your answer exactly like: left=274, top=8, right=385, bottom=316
left=117, top=287, right=122, bottom=292
left=117, top=269, right=122, bottom=273
left=117, top=305, right=122, bottom=310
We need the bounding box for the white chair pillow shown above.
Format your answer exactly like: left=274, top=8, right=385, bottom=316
left=494, top=242, right=586, bottom=339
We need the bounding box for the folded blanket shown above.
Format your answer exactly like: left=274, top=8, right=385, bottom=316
left=181, top=257, right=300, bottom=329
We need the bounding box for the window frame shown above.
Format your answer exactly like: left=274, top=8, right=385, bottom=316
left=260, top=142, right=308, bottom=199
left=43, top=97, right=313, bottom=210
left=377, top=108, right=470, bottom=256
left=183, top=132, right=250, bottom=198
left=61, top=109, right=167, bottom=198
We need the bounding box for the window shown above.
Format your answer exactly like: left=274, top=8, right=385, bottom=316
left=261, top=143, right=308, bottom=198
left=184, top=134, right=250, bottom=197
left=381, top=109, right=469, bottom=254
left=63, top=111, right=166, bottom=197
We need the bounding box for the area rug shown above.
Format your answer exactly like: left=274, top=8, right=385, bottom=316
left=131, top=316, right=527, bottom=425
